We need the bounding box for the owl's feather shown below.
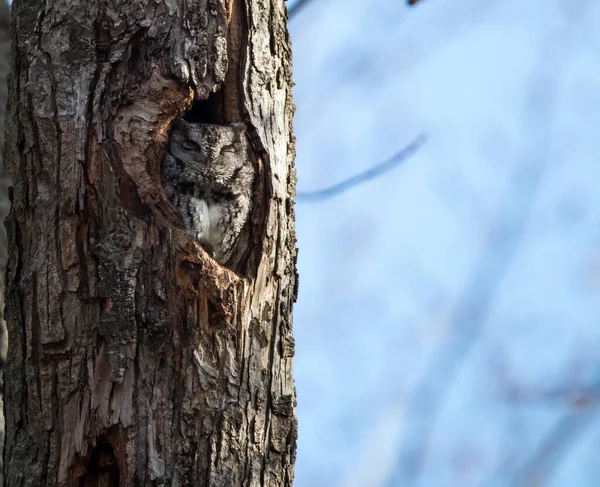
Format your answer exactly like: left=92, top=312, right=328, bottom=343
left=161, top=119, right=256, bottom=265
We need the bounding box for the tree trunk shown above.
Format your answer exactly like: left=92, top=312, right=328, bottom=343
left=0, top=1, right=11, bottom=484
left=3, top=0, right=298, bottom=484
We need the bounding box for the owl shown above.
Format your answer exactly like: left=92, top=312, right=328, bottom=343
left=161, top=119, right=256, bottom=265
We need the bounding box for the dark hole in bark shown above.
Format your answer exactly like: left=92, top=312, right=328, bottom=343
left=207, top=299, right=218, bottom=319
left=126, top=28, right=149, bottom=77
left=80, top=443, right=120, bottom=487
left=182, top=89, right=223, bottom=123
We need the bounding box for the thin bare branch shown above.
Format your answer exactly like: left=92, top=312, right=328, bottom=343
left=287, top=0, right=315, bottom=19
left=296, top=133, right=427, bottom=202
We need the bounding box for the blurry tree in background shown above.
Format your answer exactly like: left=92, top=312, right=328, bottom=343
left=2, top=0, right=297, bottom=485
left=288, top=0, right=600, bottom=486
left=388, top=4, right=593, bottom=485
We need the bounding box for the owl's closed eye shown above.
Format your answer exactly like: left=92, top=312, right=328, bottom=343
left=181, top=140, right=201, bottom=152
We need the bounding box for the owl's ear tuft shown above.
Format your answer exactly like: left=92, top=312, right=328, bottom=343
left=230, top=123, right=246, bottom=137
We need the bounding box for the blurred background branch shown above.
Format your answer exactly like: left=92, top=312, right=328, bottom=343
left=287, top=0, right=600, bottom=484
left=287, top=0, right=315, bottom=19
left=296, top=133, right=427, bottom=203
left=385, top=1, right=590, bottom=484
left=515, top=401, right=600, bottom=487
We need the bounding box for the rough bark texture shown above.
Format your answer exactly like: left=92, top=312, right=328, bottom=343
left=3, top=0, right=297, bottom=485
left=0, top=1, right=12, bottom=484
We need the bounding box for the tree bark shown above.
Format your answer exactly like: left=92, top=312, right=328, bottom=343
left=3, top=0, right=298, bottom=485
left=0, top=1, right=11, bottom=484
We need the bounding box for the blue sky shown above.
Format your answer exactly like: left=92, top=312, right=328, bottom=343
left=289, top=0, right=600, bottom=485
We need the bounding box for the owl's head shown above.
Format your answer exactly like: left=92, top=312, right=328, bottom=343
left=167, top=119, right=252, bottom=186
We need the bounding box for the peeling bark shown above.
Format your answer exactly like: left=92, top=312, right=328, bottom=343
left=3, top=0, right=297, bottom=485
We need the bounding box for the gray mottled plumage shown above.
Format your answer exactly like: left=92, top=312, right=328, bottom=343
left=161, top=119, right=256, bottom=265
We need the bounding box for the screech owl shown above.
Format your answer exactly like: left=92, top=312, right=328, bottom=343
left=161, top=118, right=256, bottom=265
